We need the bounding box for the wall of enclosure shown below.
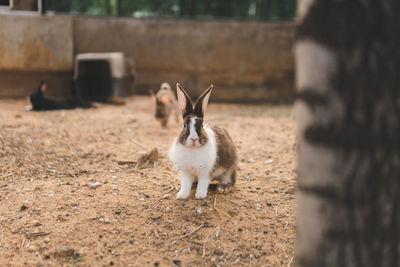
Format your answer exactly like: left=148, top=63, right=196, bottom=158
left=73, top=16, right=295, bottom=102
left=0, top=14, right=73, bottom=98
left=0, top=14, right=295, bottom=102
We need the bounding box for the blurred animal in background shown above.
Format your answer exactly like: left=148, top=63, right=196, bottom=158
left=151, top=82, right=180, bottom=128
left=29, top=81, right=93, bottom=111
left=169, top=83, right=239, bottom=199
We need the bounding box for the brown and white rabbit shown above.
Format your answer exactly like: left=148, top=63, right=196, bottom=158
left=151, top=82, right=179, bottom=128
left=168, top=84, right=239, bottom=199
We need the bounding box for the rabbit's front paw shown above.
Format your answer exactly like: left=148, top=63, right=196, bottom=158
left=176, top=190, right=190, bottom=199
left=195, top=189, right=208, bottom=199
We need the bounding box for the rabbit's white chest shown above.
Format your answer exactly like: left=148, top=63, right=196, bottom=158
left=169, top=127, right=217, bottom=176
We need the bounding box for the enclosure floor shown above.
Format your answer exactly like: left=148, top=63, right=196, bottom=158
left=0, top=96, right=297, bottom=266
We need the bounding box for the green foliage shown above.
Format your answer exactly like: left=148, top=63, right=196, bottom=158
left=43, top=0, right=296, bottom=20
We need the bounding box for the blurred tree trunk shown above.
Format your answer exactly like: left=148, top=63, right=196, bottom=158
left=295, top=0, right=400, bottom=267
left=211, top=0, right=232, bottom=17
left=105, top=0, right=112, bottom=15
left=116, top=0, right=122, bottom=16
left=179, top=0, right=196, bottom=17
left=258, top=0, right=271, bottom=20
left=277, top=0, right=296, bottom=19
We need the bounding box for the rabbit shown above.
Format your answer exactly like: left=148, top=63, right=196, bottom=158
left=30, top=81, right=93, bottom=111
left=168, top=83, right=239, bottom=199
left=151, top=82, right=180, bottom=128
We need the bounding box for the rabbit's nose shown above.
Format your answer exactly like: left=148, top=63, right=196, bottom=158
left=191, top=138, right=198, bottom=141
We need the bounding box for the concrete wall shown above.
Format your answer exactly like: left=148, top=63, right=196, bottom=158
left=0, top=14, right=73, bottom=97
left=74, top=17, right=295, bottom=102
left=0, top=14, right=295, bottom=102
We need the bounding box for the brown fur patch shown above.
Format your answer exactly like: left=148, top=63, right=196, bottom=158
left=178, top=119, right=190, bottom=144
left=212, top=126, right=238, bottom=169
left=211, top=125, right=238, bottom=185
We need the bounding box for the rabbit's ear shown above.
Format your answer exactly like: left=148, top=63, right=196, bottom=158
left=177, top=83, right=193, bottom=116
left=194, top=85, right=213, bottom=118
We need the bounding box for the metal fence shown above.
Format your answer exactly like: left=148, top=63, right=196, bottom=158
left=43, top=0, right=296, bottom=20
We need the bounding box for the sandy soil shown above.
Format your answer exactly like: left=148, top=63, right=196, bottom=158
left=0, top=96, right=297, bottom=267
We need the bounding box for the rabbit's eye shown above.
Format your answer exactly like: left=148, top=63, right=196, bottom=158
left=195, top=120, right=203, bottom=130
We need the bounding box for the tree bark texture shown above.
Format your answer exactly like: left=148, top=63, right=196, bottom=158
left=295, top=1, right=400, bottom=267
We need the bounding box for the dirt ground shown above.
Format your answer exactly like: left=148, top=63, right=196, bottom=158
left=0, top=96, right=297, bottom=267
